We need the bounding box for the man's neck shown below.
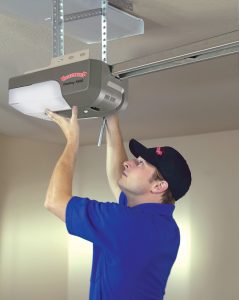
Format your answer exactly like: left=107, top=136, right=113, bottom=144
left=124, top=192, right=163, bottom=207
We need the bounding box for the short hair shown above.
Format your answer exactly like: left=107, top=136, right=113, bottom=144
left=149, top=169, right=175, bottom=204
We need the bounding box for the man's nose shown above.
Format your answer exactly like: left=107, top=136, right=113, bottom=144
left=123, top=159, right=135, bottom=169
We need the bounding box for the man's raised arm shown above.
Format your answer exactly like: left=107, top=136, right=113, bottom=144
left=106, top=114, right=128, bottom=200
left=44, top=107, right=80, bottom=222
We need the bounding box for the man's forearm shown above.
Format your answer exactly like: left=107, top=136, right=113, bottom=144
left=106, top=114, right=128, bottom=186
left=44, top=142, right=78, bottom=208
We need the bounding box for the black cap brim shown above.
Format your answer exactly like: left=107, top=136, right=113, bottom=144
left=129, top=139, right=159, bottom=170
left=129, top=138, right=147, bottom=158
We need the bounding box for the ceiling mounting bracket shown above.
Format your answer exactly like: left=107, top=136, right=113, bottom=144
left=52, top=0, right=111, bottom=61
left=52, top=0, right=110, bottom=147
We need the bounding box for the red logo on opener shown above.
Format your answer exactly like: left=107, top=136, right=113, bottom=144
left=60, top=71, right=88, bottom=82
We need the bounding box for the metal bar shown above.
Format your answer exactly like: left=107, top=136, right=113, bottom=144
left=64, top=8, right=102, bottom=22
left=98, top=0, right=108, bottom=147
left=98, top=117, right=107, bottom=147
left=101, top=0, right=108, bottom=63
left=112, top=31, right=239, bottom=79
left=63, top=4, right=133, bottom=23
left=52, top=0, right=64, bottom=58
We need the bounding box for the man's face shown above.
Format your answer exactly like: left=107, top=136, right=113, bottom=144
left=118, top=156, right=157, bottom=195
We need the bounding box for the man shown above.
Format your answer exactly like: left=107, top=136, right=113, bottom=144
left=44, top=106, right=191, bottom=300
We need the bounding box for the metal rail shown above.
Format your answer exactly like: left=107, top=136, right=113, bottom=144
left=112, top=31, right=239, bottom=79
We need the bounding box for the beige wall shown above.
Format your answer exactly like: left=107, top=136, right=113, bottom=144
left=0, top=134, right=68, bottom=300
left=0, top=129, right=239, bottom=300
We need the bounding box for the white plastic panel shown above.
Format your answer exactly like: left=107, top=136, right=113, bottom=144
left=9, top=80, right=71, bottom=120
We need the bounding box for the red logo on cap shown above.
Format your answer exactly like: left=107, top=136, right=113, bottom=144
left=156, top=147, right=164, bottom=156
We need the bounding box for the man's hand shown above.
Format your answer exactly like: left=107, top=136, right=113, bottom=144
left=45, top=106, right=80, bottom=147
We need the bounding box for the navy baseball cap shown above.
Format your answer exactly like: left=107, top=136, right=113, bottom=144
left=129, top=139, right=192, bottom=201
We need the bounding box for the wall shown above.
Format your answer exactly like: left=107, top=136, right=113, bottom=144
left=0, top=129, right=239, bottom=300
left=0, top=134, right=68, bottom=300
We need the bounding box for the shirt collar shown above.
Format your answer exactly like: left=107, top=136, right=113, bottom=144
left=119, top=191, right=175, bottom=216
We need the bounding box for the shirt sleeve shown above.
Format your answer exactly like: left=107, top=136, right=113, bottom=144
left=65, top=195, right=129, bottom=252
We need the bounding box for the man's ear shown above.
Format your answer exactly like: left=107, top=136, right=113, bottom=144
left=151, top=180, right=169, bottom=194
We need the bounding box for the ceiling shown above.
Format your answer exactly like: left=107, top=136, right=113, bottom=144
left=0, top=0, right=238, bottom=145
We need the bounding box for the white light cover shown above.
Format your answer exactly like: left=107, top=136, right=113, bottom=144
left=9, top=81, right=71, bottom=121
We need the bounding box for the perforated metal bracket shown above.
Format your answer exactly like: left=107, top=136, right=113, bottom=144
left=98, top=0, right=108, bottom=146
left=52, top=0, right=64, bottom=58
left=101, top=0, right=108, bottom=63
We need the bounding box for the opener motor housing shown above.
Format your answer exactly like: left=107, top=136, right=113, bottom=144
left=9, top=59, right=127, bottom=120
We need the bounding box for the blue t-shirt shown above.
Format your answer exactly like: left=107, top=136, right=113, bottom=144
left=66, top=192, right=180, bottom=300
